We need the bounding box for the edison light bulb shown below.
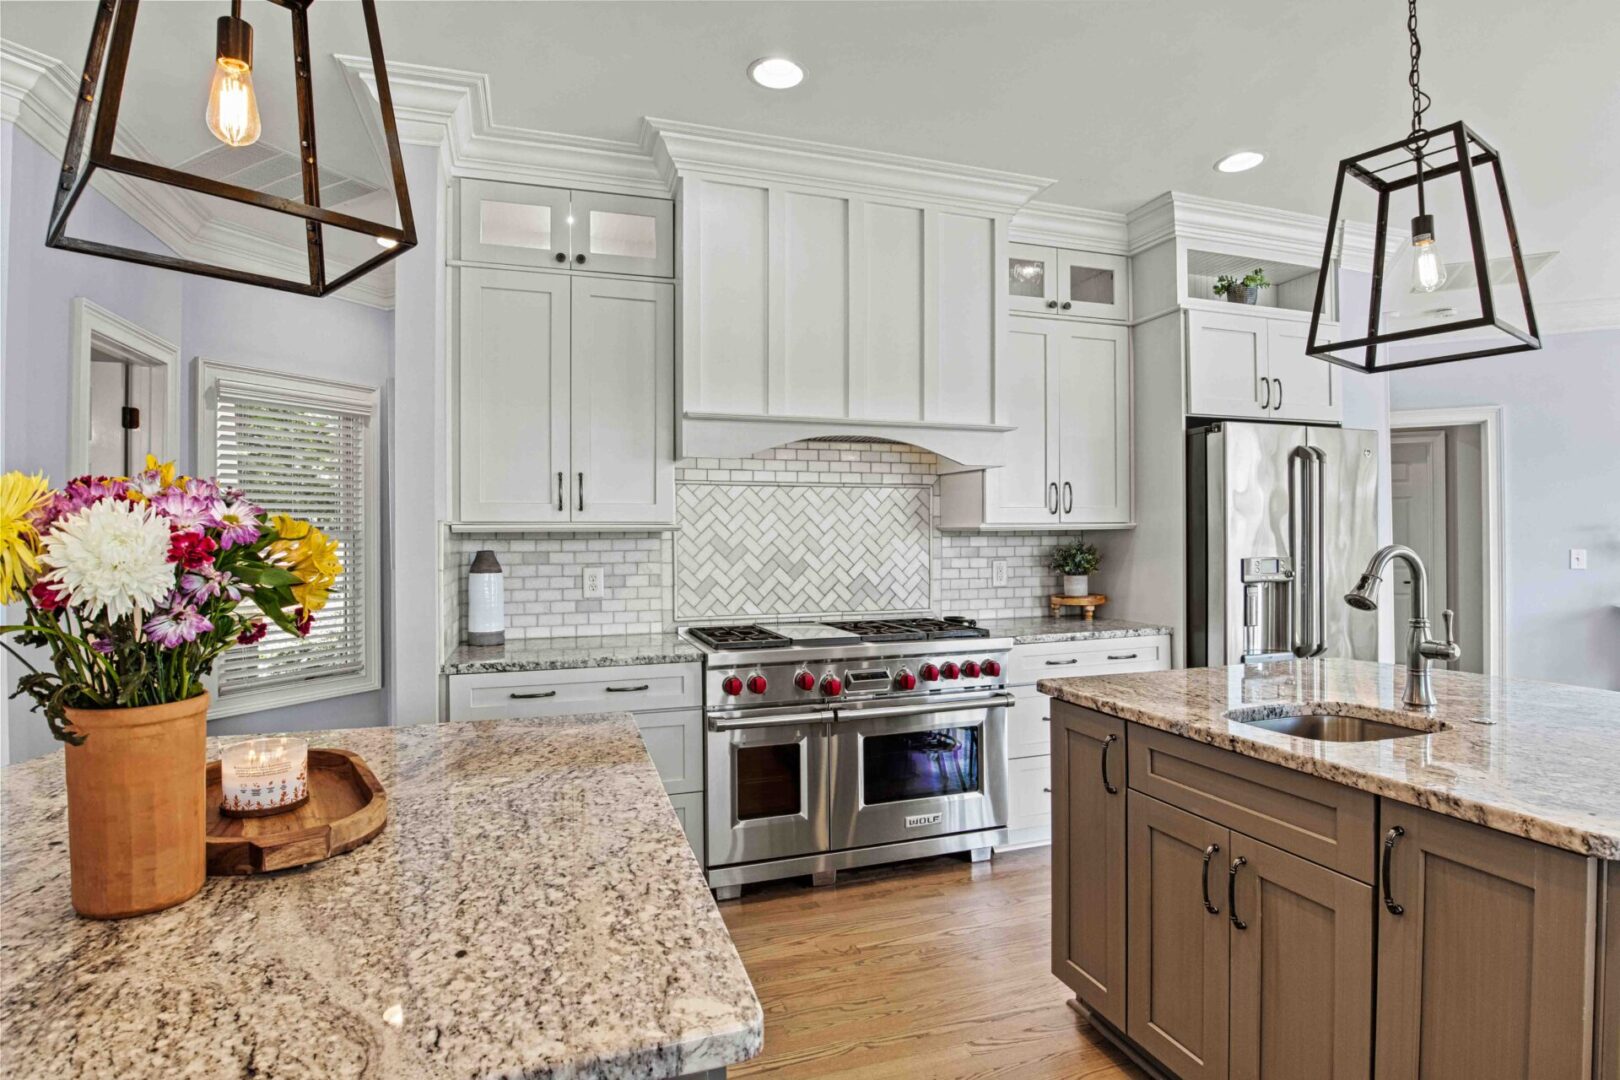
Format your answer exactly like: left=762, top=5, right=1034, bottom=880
left=1409, top=213, right=1447, bottom=293
left=206, top=11, right=260, bottom=148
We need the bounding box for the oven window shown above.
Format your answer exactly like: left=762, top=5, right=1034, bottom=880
left=736, top=744, right=802, bottom=820
left=862, top=727, right=982, bottom=804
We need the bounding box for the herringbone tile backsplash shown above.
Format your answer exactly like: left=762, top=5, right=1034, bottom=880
left=445, top=440, right=1078, bottom=645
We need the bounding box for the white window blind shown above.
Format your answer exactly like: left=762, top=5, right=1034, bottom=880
left=200, top=363, right=379, bottom=715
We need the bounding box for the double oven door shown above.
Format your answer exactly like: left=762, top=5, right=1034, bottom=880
left=706, top=694, right=1010, bottom=869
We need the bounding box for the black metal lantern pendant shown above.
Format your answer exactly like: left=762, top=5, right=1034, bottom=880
left=47, top=0, right=415, bottom=297
left=1307, top=0, right=1539, bottom=372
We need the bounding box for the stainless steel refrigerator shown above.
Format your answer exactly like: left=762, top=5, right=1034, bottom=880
left=1187, top=422, right=1379, bottom=666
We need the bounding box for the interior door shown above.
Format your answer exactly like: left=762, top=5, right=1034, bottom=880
left=1127, top=791, right=1231, bottom=1080
left=458, top=267, right=571, bottom=522
left=1266, top=320, right=1341, bottom=422
left=1229, top=833, right=1373, bottom=1080
left=569, top=189, right=674, bottom=277
left=984, top=320, right=1060, bottom=524
left=1056, top=322, right=1131, bottom=524
left=569, top=278, right=675, bottom=524
left=1007, top=242, right=1059, bottom=315
left=1187, top=309, right=1268, bottom=419
left=1390, top=430, right=1449, bottom=645
left=458, top=178, right=573, bottom=268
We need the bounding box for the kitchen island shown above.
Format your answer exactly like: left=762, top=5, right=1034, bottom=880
left=0, top=715, right=761, bottom=1080
left=1040, top=659, right=1620, bottom=1080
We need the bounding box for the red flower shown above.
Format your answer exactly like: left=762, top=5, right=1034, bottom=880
left=293, top=608, right=314, bottom=637
left=236, top=620, right=268, bottom=645
left=30, top=580, right=66, bottom=611
left=167, top=529, right=218, bottom=569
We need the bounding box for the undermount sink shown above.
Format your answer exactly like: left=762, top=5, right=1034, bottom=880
left=1223, top=704, right=1447, bottom=742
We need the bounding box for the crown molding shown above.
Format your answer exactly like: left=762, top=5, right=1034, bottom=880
left=1, top=38, right=391, bottom=309
left=1127, top=190, right=1337, bottom=263
left=1008, top=200, right=1129, bottom=254
left=336, top=55, right=668, bottom=197
left=643, top=117, right=1054, bottom=216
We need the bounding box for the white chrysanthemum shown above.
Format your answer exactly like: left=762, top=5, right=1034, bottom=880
left=39, top=499, right=174, bottom=620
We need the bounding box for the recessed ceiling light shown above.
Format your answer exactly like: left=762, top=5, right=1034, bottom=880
left=748, top=57, right=805, bottom=90
left=1214, top=150, right=1266, bottom=173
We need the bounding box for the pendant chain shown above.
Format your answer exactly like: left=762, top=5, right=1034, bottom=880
left=1407, top=0, right=1432, bottom=212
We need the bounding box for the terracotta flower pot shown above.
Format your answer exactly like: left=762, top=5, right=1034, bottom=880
left=63, top=693, right=209, bottom=919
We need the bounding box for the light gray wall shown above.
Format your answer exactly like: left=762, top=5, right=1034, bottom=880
left=1390, top=329, right=1620, bottom=690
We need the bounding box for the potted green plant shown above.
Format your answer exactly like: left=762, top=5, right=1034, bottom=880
left=1213, top=268, right=1271, bottom=305
left=1049, top=541, right=1101, bottom=597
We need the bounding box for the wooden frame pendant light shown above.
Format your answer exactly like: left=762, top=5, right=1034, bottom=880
left=1306, top=0, right=1539, bottom=373
left=46, top=0, right=416, bottom=298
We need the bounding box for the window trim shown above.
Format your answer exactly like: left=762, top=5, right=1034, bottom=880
left=196, top=358, right=382, bottom=719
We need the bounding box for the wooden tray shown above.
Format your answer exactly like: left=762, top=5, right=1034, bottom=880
left=205, top=748, right=387, bottom=876
left=1048, top=593, right=1108, bottom=619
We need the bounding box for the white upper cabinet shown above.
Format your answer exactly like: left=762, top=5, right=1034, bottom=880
left=458, top=179, right=673, bottom=278
left=1185, top=309, right=1341, bottom=422
left=1007, top=243, right=1129, bottom=321
left=1056, top=323, right=1131, bottom=523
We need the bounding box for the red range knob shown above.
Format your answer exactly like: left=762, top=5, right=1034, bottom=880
left=961, top=660, right=981, bottom=678
left=896, top=670, right=918, bottom=691
left=820, top=675, right=843, bottom=697
left=746, top=674, right=768, bottom=695
left=982, top=659, right=1002, bottom=677
left=941, top=662, right=960, bottom=680
left=794, top=670, right=816, bottom=691
left=721, top=675, right=743, bottom=696
left=920, top=663, right=940, bottom=682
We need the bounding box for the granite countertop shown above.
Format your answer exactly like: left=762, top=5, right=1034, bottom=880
left=979, top=616, right=1175, bottom=644
left=0, top=715, right=761, bottom=1079
left=1039, top=659, right=1620, bottom=858
left=444, top=633, right=701, bottom=675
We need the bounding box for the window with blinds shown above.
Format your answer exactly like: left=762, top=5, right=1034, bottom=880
left=200, top=362, right=380, bottom=716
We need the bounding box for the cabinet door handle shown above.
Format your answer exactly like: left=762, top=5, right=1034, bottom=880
left=1260, top=377, right=1271, bottom=409
left=1046, top=299, right=1059, bottom=309
left=1228, top=856, right=1248, bottom=929
left=1060, top=301, right=1072, bottom=311
left=556, top=471, right=564, bottom=512
left=1106, top=652, right=1138, bottom=661
left=574, top=253, right=587, bottom=265
left=1201, top=843, right=1221, bottom=914
left=554, top=252, right=568, bottom=263
left=1042, top=786, right=1052, bottom=794
left=1062, top=481, right=1073, bottom=515
left=1382, top=826, right=1406, bottom=915
left=1045, top=658, right=1078, bottom=666
left=509, top=690, right=557, bottom=700
left=577, top=472, right=584, bottom=512
left=606, top=684, right=650, bottom=693
left=1273, top=377, right=1283, bottom=411
left=1099, top=733, right=1119, bottom=795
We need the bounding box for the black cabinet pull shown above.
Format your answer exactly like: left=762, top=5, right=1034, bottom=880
left=1046, top=299, right=1059, bottom=309
left=1382, top=826, right=1406, bottom=915
left=1228, top=856, right=1248, bottom=929
left=1047, top=482, right=1059, bottom=514
left=509, top=690, right=557, bottom=700
left=1060, top=300, right=1072, bottom=310
left=1062, top=481, right=1073, bottom=514
left=574, top=253, right=587, bottom=265
left=1099, top=733, right=1119, bottom=795
left=1260, top=378, right=1271, bottom=409
left=1042, top=787, right=1052, bottom=794
left=1045, top=658, right=1078, bottom=666
left=1106, top=653, right=1138, bottom=661
left=1273, top=377, right=1283, bottom=411
left=1201, top=843, right=1221, bottom=914
left=577, top=472, right=584, bottom=512
left=605, top=684, right=649, bottom=693
left=554, top=252, right=568, bottom=263
left=556, top=471, right=564, bottom=512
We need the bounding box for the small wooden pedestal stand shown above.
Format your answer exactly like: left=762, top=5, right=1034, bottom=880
left=1048, top=593, right=1108, bottom=620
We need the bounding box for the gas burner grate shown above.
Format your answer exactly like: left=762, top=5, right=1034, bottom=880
left=685, top=625, right=793, bottom=650
left=886, top=618, right=990, bottom=640
left=823, top=620, right=928, bottom=643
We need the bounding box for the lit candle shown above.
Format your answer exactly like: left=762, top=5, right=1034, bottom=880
left=220, top=737, right=309, bottom=817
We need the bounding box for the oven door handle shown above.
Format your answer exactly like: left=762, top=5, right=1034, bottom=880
left=833, top=691, right=1015, bottom=722
left=706, top=710, right=835, bottom=732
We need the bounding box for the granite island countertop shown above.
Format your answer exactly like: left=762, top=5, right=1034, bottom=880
left=1039, top=659, right=1620, bottom=858
left=0, top=715, right=762, bottom=1079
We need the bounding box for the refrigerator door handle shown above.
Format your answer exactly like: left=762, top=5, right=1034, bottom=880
left=1307, top=445, right=1328, bottom=656
left=1288, top=445, right=1314, bottom=658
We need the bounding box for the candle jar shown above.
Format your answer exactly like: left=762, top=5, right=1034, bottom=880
left=220, top=737, right=310, bottom=818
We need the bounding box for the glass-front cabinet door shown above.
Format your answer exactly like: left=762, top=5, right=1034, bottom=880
left=1008, top=243, right=1060, bottom=314
left=1057, top=249, right=1130, bottom=321
left=571, top=190, right=674, bottom=278
left=458, top=179, right=572, bottom=268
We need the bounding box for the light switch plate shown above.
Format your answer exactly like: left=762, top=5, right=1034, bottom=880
left=992, top=561, right=1009, bottom=588
left=1570, top=548, right=1588, bottom=570
left=583, top=566, right=606, bottom=598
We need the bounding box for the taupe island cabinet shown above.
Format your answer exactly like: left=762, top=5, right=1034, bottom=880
left=1041, top=659, right=1620, bottom=1080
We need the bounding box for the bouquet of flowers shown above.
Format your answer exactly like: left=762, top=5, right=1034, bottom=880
left=1, top=458, right=341, bottom=744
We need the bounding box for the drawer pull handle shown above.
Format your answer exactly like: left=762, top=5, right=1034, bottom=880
left=1201, top=843, right=1221, bottom=914
left=1045, top=658, right=1079, bottom=666
left=606, top=684, right=650, bottom=693
left=1100, top=733, right=1119, bottom=795
left=1229, top=856, right=1248, bottom=930
left=1382, top=826, right=1406, bottom=915
left=1042, top=786, right=1052, bottom=794
left=1106, top=653, right=1139, bottom=661
left=509, top=690, right=558, bottom=700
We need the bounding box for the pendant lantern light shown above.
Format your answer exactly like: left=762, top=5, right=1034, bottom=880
left=1307, top=0, right=1539, bottom=372
left=46, top=0, right=415, bottom=298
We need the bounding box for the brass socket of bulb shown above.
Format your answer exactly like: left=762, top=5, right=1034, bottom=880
left=216, top=15, right=253, bottom=69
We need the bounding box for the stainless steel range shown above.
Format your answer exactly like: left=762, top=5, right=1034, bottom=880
left=684, top=618, right=1013, bottom=898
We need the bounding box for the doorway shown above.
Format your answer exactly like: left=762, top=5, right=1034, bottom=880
left=1390, top=408, right=1504, bottom=675
left=70, top=299, right=180, bottom=477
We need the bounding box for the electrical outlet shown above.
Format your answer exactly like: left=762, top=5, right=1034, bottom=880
left=1570, top=548, right=1588, bottom=570
left=992, top=560, right=1009, bottom=588
left=583, top=566, right=606, bottom=598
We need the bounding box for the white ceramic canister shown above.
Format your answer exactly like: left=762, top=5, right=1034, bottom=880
left=467, top=549, right=506, bottom=646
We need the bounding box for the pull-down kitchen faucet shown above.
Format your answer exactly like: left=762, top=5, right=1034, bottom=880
left=1344, top=544, right=1461, bottom=709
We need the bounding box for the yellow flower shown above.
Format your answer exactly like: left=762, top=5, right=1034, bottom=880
left=144, top=455, right=177, bottom=489
left=268, top=514, right=343, bottom=614
left=1, top=472, right=52, bottom=604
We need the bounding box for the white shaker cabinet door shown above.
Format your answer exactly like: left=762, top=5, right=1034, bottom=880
left=1265, top=319, right=1342, bottom=423
left=1186, top=309, right=1269, bottom=419
left=569, top=278, right=675, bottom=524
left=1057, top=322, right=1132, bottom=525
left=457, top=268, right=571, bottom=522
left=984, top=320, right=1061, bottom=524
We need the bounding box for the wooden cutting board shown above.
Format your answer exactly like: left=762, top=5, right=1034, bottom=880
left=205, top=748, right=387, bottom=875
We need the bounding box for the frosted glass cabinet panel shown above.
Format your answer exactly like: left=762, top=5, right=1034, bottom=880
left=1008, top=243, right=1059, bottom=314
left=458, top=180, right=673, bottom=277
left=572, top=190, right=674, bottom=277
left=1007, top=244, right=1129, bottom=321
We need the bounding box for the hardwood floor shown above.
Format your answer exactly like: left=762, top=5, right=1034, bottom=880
left=718, top=848, right=1145, bottom=1080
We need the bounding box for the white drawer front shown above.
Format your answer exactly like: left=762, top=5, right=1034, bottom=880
left=636, top=709, right=703, bottom=796
left=667, top=790, right=705, bottom=866
left=1005, top=754, right=1052, bottom=843
left=1007, top=635, right=1170, bottom=685
left=448, top=662, right=702, bottom=721
left=1008, top=686, right=1054, bottom=760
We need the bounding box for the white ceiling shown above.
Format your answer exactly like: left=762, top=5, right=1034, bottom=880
left=5, top=0, right=1617, bottom=304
